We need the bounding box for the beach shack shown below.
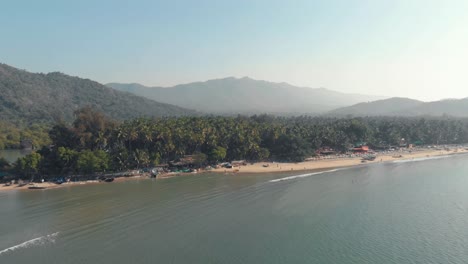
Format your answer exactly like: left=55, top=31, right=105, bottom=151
left=353, top=145, right=369, bottom=153
left=168, top=154, right=208, bottom=172
left=231, top=160, right=247, bottom=166
left=154, top=164, right=169, bottom=173
left=169, top=155, right=195, bottom=169
left=399, top=138, right=407, bottom=148
left=316, top=147, right=336, bottom=156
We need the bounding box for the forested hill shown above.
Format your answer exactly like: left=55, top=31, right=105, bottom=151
left=327, top=98, right=424, bottom=116
left=407, top=98, right=468, bottom=117
left=0, top=63, right=194, bottom=124
left=107, top=77, right=386, bottom=115
left=328, top=97, right=468, bottom=117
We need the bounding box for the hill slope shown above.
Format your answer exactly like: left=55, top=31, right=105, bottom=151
left=328, top=97, right=424, bottom=116
left=107, top=77, right=386, bottom=114
left=406, top=99, right=468, bottom=117
left=328, top=97, right=468, bottom=117
left=0, top=63, right=194, bottom=124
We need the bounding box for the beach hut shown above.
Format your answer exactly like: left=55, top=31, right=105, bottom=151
left=353, top=146, right=369, bottom=153
left=231, top=160, right=247, bottom=166
left=316, top=147, right=336, bottom=156
left=399, top=138, right=407, bottom=148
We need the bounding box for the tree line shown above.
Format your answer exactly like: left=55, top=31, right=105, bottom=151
left=9, top=107, right=468, bottom=178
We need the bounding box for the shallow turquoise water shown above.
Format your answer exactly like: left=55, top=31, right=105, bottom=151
left=2, top=155, right=468, bottom=263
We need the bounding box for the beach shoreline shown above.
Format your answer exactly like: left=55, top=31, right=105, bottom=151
left=2, top=148, right=467, bottom=192
left=0, top=175, right=150, bottom=192
left=212, top=148, right=468, bottom=174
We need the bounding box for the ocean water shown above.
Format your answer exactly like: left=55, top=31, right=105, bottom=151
left=2, top=154, right=468, bottom=263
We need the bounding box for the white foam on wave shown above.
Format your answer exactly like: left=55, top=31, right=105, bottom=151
left=0, top=232, right=59, bottom=256
left=269, top=169, right=341, bottom=183
left=393, top=155, right=452, bottom=164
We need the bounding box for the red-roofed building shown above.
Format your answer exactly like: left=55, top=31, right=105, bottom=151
left=353, top=146, right=369, bottom=153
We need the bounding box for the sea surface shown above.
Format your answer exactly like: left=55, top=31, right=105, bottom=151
left=2, top=155, right=468, bottom=263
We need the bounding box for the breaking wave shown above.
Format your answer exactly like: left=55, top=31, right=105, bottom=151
left=269, top=169, right=341, bottom=183
left=393, top=155, right=452, bottom=163
left=0, top=232, right=59, bottom=256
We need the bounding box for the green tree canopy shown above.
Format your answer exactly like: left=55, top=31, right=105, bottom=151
left=209, top=147, right=227, bottom=163
left=76, top=150, right=109, bottom=175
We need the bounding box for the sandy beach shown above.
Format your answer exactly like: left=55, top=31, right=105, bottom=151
left=212, top=148, right=468, bottom=174
left=2, top=148, right=467, bottom=192
left=0, top=176, right=147, bottom=192
left=0, top=180, right=101, bottom=192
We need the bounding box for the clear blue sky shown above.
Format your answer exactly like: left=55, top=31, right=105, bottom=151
left=1, top=0, right=468, bottom=101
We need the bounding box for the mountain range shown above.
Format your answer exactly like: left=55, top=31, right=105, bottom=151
left=0, top=63, right=193, bottom=124
left=107, top=78, right=386, bottom=115
left=2, top=61, right=468, bottom=124
left=109, top=78, right=468, bottom=117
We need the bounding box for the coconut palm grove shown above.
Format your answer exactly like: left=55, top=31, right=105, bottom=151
left=2, top=107, right=467, bottom=179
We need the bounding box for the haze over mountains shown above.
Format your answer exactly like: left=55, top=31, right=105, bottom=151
left=108, top=79, right=468, bottom=117
left=107, top=78, right=386, bottom=115
left=0, top=63, right=193, bottom=124
left=109, top=77, right=468, bottom=117
left=2, top=61, right=468, bottom=124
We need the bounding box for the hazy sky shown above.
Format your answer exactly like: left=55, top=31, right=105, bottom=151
left=1, top=0, right=468, bottom=101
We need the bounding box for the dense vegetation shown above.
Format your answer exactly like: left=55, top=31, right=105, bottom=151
left=0, top=63, right=194, bottom=125
left=0, top=122, right=51, bottom=149
left=10, top=108, right=468, bottom=178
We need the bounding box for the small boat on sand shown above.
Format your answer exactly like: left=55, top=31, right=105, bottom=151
left=28, top=185, right=47, bottom=190
left=150, top=168, right=158, bottom=178
left=98, top=176, right=115, bottom=182
left=362, top=155, right=377, bottom=161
